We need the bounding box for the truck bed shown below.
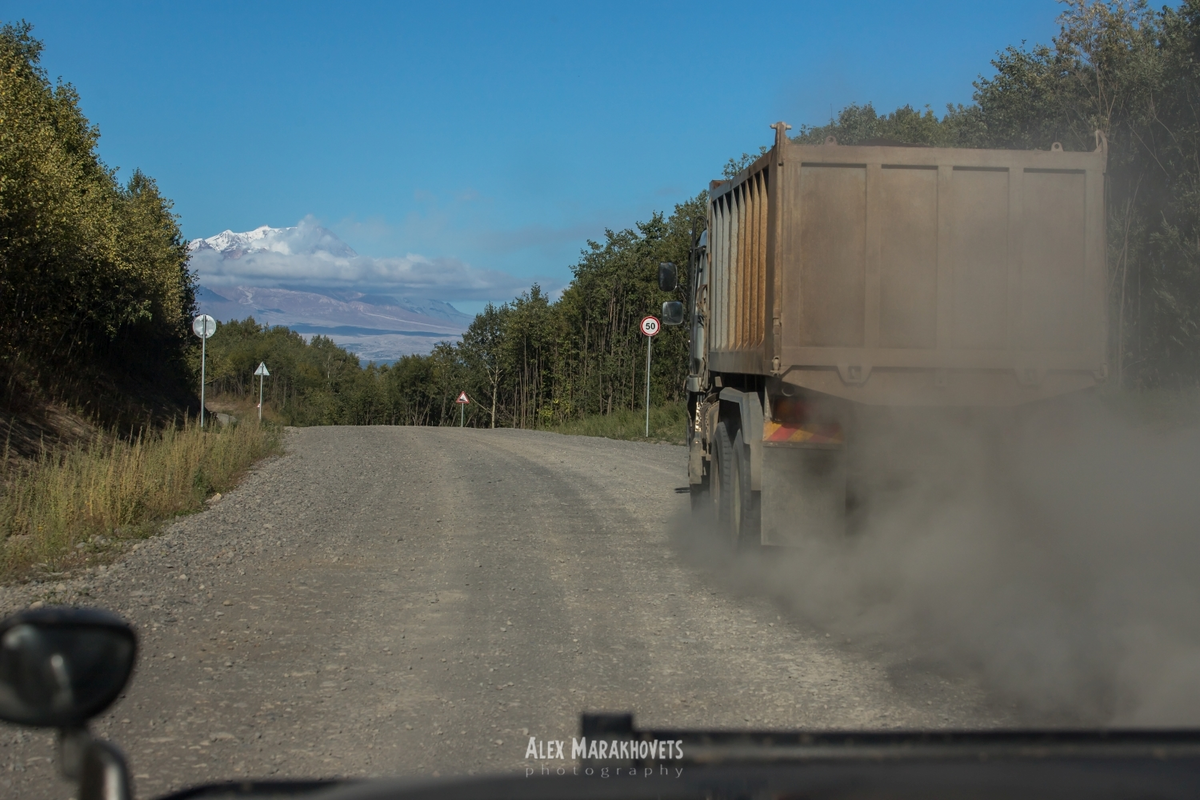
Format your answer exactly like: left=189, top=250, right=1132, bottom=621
left=705, top=127, right=1108, bottom=406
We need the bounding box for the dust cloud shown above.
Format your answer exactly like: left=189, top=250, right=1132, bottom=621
left=675, top=395, right=1200, bottom=726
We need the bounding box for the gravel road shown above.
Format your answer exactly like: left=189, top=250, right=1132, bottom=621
left=0, top=427, right=1019, bottom=799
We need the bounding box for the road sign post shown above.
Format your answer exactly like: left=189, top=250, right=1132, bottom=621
left=640, top=316, right=660, bottom=437
left=192, top=315, right=217, bottom=428
left=455, top=391, right=470, bottom=427
left=254, top=362, right=270, bottom=421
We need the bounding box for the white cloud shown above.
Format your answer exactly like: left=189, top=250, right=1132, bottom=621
left=188, top=217, right=538, bottom=301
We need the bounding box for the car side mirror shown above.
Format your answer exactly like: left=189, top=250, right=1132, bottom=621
left=0, top=607, right=137, bottom=800
left=658, top=262, right=677, bottom=293
left=0, top=607, right=136, bottom=728
left=662, top=301, right=685, bottom=326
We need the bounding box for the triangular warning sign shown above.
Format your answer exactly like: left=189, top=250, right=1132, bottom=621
left=455, top=391, right=470, bottom=404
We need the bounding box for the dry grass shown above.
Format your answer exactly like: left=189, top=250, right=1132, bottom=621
left=0, top=417, right=282, bottom=583
left=549, top=404, right=688, bottom=444
left=204, top=392, right=287, bottom=425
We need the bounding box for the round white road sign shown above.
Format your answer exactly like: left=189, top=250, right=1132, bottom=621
left=640, top=316, right=661, bottom=337
left=192, top=314, right=217, bottom=339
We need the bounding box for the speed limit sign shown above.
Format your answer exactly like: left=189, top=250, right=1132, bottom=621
left=640, top=316, right=660, bottom=337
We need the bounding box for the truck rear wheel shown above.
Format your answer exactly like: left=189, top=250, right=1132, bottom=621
left=731, top=429, right=761, bottom=549
left=712, top=421, right=734, bottom=535
left=713, top=421, right=760, bottom=549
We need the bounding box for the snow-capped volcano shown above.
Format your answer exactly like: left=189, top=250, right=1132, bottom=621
left=187, top=219, right=526, bottom=300
left=188, top=221, right=356, bottom=260
left=185, top=217, right=533, bottom=359
left=187, top=219, right=486, bottom=360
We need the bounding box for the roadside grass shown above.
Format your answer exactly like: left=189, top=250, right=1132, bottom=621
left=549, top=404, right=687, bottom=444
left=0, top=417, right=282, bottom=583
left=205, top=392, right=288, bottom=425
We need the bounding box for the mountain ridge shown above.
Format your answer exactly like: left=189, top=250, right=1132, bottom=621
left=190, top=223, right=473, bottom=361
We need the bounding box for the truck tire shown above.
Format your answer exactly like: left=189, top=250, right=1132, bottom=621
left=732, top=429, right=761, bottom=549
left=713, top=421, right=760, bottom=549
left=712, top=420, right=736, bottom=535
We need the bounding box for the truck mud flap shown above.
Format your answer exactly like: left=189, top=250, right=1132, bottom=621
left=718, top=387, right=763, bottom=491
left=688, top=437, right=705, bottom=485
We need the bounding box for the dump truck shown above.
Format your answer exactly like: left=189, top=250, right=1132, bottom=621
left=663, top=122, right=1108, bottom=546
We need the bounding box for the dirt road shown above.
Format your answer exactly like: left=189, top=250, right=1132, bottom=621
left=0, top=427, right=1017, bottom=798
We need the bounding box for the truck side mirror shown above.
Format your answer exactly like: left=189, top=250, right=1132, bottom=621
left=662, top=301, right=685, bottom=326
left=658, top=262, right=677, bottom=293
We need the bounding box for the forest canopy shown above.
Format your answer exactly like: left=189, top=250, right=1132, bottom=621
left=0, top=21, right=196, bottom=423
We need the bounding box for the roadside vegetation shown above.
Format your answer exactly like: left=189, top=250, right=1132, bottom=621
left=0, top=22, right=280, bottom=583
left=547, top=404, right=688, bottom=444
left=0, top=22, right=198, bottom=432
left=0, top=418, right=281, bottom=583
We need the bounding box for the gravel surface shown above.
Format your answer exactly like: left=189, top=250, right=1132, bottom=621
left=0, top=427, right=1017, bottom=799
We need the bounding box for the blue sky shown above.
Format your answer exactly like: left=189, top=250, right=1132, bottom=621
left=8, top=0, right=1065, bottom=315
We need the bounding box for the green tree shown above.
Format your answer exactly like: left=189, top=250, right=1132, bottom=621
left=460, top=303, right=510, bottom=428
left=1, top=21, right=195, bottom=421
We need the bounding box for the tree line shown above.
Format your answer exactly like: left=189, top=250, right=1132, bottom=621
left=1, top=22, right=196, bottom=426
left=202, top=196, right=705, bottom=427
